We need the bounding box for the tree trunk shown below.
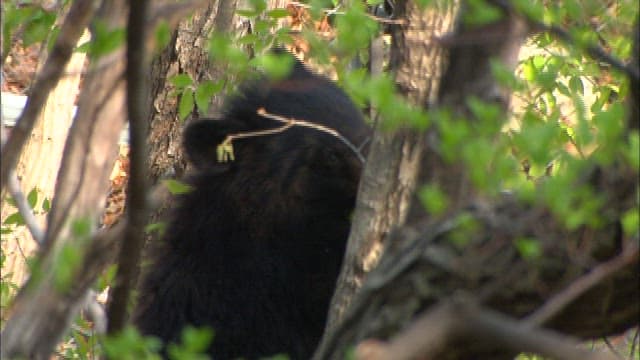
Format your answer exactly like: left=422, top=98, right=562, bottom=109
left=322, top=0, right=460, bottom=341
left=1, top=29, right=89, bottom=292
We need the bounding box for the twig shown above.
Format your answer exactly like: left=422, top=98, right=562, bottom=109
left=217, top=108, right=366, bottom=164
left=524, top=243, right=639, bottom=326
left=6, top=174, right=107, bottom=334
left=491, top=0, right=640, bottom=84
left=541, top=24, right=640, bottom=84
left=6, top=171, right=44, bottom=245
left=256, top=108, right=366, bottom=163
left=0, top=0, right=99, bottom=193
left=106, top=0, right=150, bottom=335
left=356, top=297, right=618, bottom=360
left=601, top=336, right=624, bottom=359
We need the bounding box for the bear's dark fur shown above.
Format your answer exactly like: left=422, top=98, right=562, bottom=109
left=134, top=58, right=370, bottom=359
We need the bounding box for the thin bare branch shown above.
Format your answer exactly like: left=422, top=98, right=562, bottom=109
left=221, top=108, right=367, bottom=164
left=356, top=298, right=618, bottom=360
left=542, top=23, right=639, bottom=83
left=524, top=242, right=640, bottom=327
left=6, top=171, right=44, bottom=245
left=489, top=0, right=639, bottom=84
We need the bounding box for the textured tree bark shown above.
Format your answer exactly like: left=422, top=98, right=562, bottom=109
left=321, top=0, right=460, bottom=344
left=148, top=4, right=216, bottom=182
left=147, top=0, right=246, bottom=183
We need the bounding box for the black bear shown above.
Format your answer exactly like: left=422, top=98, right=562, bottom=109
left=134, top=56, right=370, bottom=359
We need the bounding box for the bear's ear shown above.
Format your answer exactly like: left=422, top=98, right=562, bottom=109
left=183, top=118, right=246, bottom=170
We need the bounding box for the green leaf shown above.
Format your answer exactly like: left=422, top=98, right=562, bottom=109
left=71, top=218, right=92, bottom=238
left=89, top=21, right=126, bottom=58
left=253, top=18, right=276, bottom=34
left=464, top=0, right=503, bottom=26
left=418, top=185, right=449, bottom=215
left=195, top=80, right=223, bottom=114
left=335, top=4, right=379, bottom=53
left=46, top=25, right=60, bottom=53
left=4, top=196, right=17, bottom=207
left=556, top=81, right=571, bottom=97
left=248, top=0, right=267, bottom=13
left=568, top=76, right=584, bottom=96
left=27, top=188, right=38, bottom=209
left=178, top=88, right=195, bottom=121
left=164, top=179, right=194, bottom=195
left=622, top=208, right=639, bottom=237
left=170, top=74, right=193, bottom=89
left=250, top=53, right=295, bottom=80
left=154, top=21, right=171, bottom=51
left=42, top=198, right=51, bottom=212
left=414, top=0, right=433, bottom=8
left=167, top=326, right=214, bottom=360
left=236, top=9, right=260, bottom=18
left=181, top=327, right=214, bottom=352
left=266, top=9, right=290, bottom=19
left=522, top=57, right=540, bottom=82
left=96, top=264, right=118, bottom=292
left=448, top=213, right=479, bottom=248
left=514, top=237, right=541, bottom=260
left=237, top=34, right=259, bottom=45
left=103, top=326, right=162, bottom=359
left=73, top=329, right=90, bottom=358
left=625, top=132, right=639, bottom=169
left=54, top=244, right=82, bottom=291
left=512, top=0, right=544, bottom=21
left=144, top=222, right=167, bottom=236
left=3, top=212, right=24, bottom=226
left=22, top=9, right=56, bottom=46
left=1, top=227, right=14, bottom=235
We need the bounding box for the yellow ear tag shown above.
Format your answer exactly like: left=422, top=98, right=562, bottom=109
left=216, top=140, right=235, bottom=162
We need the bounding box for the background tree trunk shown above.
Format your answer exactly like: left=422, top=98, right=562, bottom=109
left=1, top=29, right=89, bottom=292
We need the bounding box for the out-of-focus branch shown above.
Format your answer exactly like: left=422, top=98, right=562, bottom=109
left=106, top=0, right=150, bottom=334
left=541, top=23, right=639, bottom=83
left=355, top=298, right=618, bottom=360
left=525, top=243, right=640, bottom=327
left=0, top=0, right=99, bottom=193
left=489, top=0, right=639, bottom=84
left=0, top=221, right=126, bottom=359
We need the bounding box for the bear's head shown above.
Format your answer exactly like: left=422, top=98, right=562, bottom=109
left=183, top=60, right=370, bottom=210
